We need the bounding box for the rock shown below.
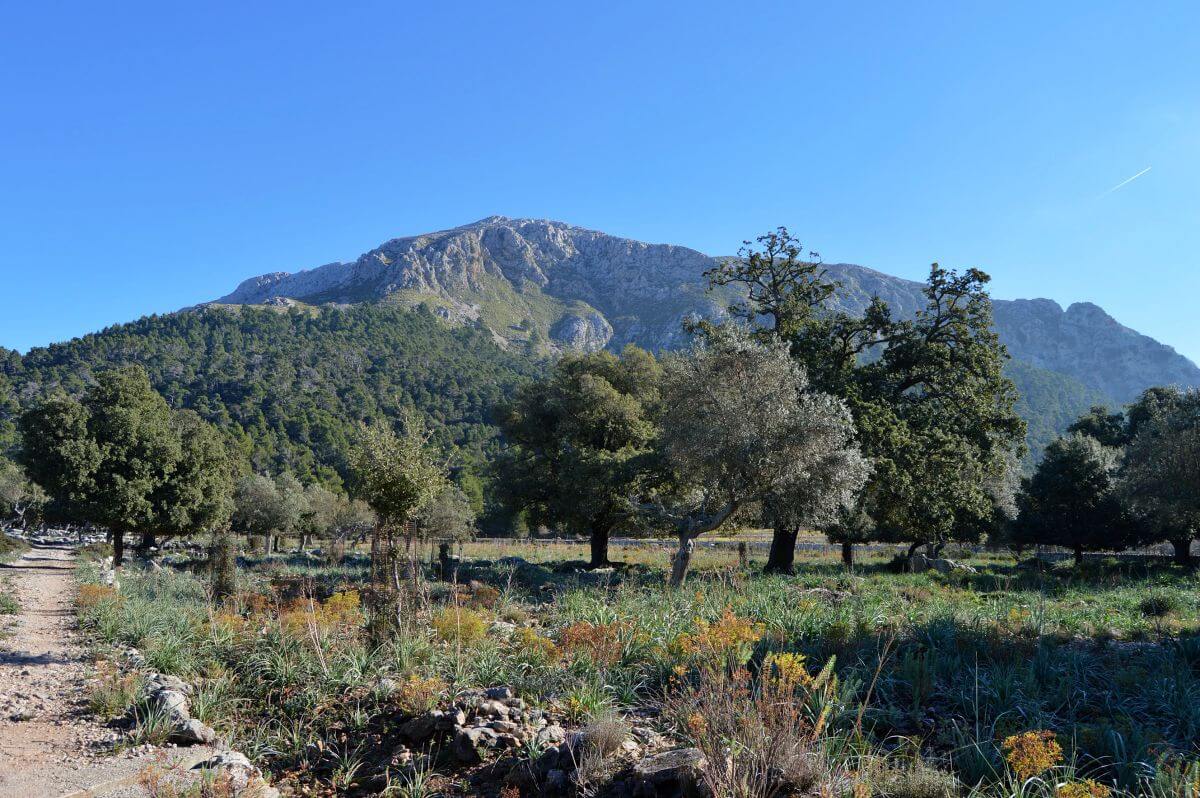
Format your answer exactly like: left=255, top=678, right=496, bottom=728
left=546, top=769, right=569, bottom=791
left=536, top=724, right=567, bottom=748
left=399, top=709, right=446, bottom=742
left=150, top=689, right=190, bottom=721
left=910, top=554, right=977, bottom=575
left=550, top=312, right=614, bottom=352
left=147, top=673, right=193, bottom=695
left=169, top=718, right=217, bottom=746
left=476, top=699, right=510, bottom=719
left=484, top=686, right=514, bottom=701
left=452, top=726, right=498, bottom=764
left=632, top=748, right=707, bottom=797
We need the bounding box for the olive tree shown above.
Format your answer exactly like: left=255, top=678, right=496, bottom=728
left=650, top=328, right=868, bottom=586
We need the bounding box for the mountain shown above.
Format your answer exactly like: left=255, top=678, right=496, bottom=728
left=214, top=215, right=1200, bottom=402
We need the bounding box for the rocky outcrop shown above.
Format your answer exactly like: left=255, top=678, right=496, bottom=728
left=550, top=311, right=613, bottom=352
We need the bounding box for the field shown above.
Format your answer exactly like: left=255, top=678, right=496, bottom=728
left=72, top=537, right=1200, bottom=798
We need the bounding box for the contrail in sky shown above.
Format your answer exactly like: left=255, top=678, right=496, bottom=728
left=1098, top=166, right=1152, bottom=197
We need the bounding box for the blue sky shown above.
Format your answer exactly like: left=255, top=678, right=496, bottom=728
left=2, top=2, right=1198, bottom=360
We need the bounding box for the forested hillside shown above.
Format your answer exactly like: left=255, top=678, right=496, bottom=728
left=0, top=304, right=541, bottom=485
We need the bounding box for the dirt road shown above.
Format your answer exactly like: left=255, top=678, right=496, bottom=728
left=0, top=546, right=206, bottom=797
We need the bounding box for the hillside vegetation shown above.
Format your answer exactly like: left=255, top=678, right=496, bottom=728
left=0, top=303, right=541, bottom=485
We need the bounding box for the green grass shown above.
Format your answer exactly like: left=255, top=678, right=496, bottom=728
left=74, top=546, right=1200, bottom=797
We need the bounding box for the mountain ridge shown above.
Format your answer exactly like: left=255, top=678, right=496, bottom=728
left=211, top=216, right=1200, bottom=405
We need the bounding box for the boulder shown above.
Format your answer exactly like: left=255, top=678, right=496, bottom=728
left=169, top=718, right=217, bottom=746
left=632, top=748, right=707, bottom=798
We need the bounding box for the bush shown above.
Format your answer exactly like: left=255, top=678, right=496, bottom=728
left=859, top=758, right=961, bottom=798
left=1139, top=591, right=1180, bottom=618
left=431, top=606, right=488, bottom=644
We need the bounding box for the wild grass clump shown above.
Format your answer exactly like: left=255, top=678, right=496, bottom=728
left=87, top=660, right=139, bottom=718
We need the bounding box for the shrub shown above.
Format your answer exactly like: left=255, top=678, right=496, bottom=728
left=512, top=626, right=557, bottom=663
left=1056, top=780, right=1112, bottom=798
left=1002, top=730, right=1063, bottom=780
left=1140, top=591, right=1180, bottom=618
left=394, top=674, right=448, bottom=715
left=578, top=717, right=629, bottom=758
left=669, top=607, right=763, bottom=674
left=77, top=583, right=121, bottom=609
left=431, top=606, right=488, bottom=644
left=858, top=758, right=960, bottom=798
left=559, top=621, right=626, bottom=669
left=666, top=654, right=840, bottom=798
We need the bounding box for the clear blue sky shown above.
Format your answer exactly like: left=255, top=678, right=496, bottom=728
left=2, top=2, right=1198, bottom=360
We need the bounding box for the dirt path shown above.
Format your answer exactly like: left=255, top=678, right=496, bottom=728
left=0, top=546, right=208, bottom=797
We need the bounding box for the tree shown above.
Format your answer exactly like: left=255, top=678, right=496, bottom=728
left=0, top=459, right=45, bottom=529
left=649, top=328, right=868, bottom=586
left=19, top=367, right=180, bottom=565
left=1120, top=389, right=1200, bottom=566
left=706, top=230, right=1024, bottom=569
left=415, top=484, right=476, bottom=542
left=496, top=346, right=661, bottom=567
left=1014, top=434, right=1137, bottom=566
left=704, top=228, right=835, bottom=339
left=297, top=483, right=341, bottom=552
left=232, top=474, right=305, bottom=554
left=144, top=410, right=236, bottom=551
left=352, top=412, right=447, bottom=534
left=1067, top=405, right=1129, bottom=448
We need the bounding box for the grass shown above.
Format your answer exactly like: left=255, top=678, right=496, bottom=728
left=74, top=541, right=1200, bottom=797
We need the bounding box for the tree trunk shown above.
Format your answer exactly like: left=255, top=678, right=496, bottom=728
left=137, top=531, right=156, bottom=555
left=764, top=525, right=799, bottom=574
left=841, top=541, right=854, bottom=568
left=669, top=536, right=695, bottom=588
left=907, top=541, right=926, bottom=559
left=1171, top=538, right=1194, bottom=568
left=589, top=526, right=611, bottom=568
left=1074, top=544, right=1084, bottom=567
left=113, top=529, right=125, bottom=568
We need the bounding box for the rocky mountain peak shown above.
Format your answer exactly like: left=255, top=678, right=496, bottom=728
left=211, top=217, right=1200, bottom=406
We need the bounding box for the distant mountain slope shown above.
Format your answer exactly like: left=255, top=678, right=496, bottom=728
left=0, top=304, right=539, bottom=484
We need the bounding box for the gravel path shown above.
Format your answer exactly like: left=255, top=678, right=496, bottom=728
left=0, top=546, right=209, bottom=797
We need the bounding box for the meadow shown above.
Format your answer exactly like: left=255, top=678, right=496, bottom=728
left=74, top=539, right=1200, bottom=798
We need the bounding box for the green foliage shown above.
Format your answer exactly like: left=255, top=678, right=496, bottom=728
left=351, top=412, right=447, bottom=532
left=1, top=303, right=540, bottom=485
left=1121, top=387, right=1200, bottom=561
left=707, top=229, right=1026, bottom=552
left=1007, top=361, right=1113, bottom=468
left=1014, top=434, right=1137, bottom=559
left=18, top=367, right=234, bottom=561
left=496, top=346, right=662, bottom=564
left=414, top=483, right=476, bottom=541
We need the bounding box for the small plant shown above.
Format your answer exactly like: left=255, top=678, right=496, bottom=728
left=669, top=607, right=763, bottom=674
left=394, top=673, right=448, bottom=715
left=87, top=661, right=138, bottom=718
left=77, top=583, right=121, bottom=609
left=1002, top=730, right=1063, bottom=781
left=431, top=605, right=488, bottom=644
left=559, top=621, right=627, bottom=668
left=1056, top=779, right=1112, bottom=798
left=1139, top=591, right=1180, bottom=618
